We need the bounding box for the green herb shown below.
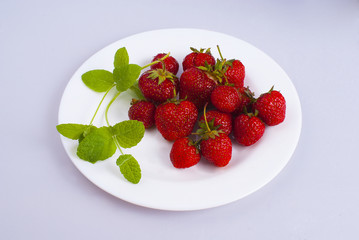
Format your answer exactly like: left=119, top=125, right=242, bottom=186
left=57, top=47, right=170, bottom=184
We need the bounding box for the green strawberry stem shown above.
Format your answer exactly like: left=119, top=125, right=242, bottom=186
left=216, top=45, right=224, bottom=61
left=89, top=84, right=116, bottom=125
left=203, top=103, right=211, bottom=132
left=140, top=52, right=170, bottom=70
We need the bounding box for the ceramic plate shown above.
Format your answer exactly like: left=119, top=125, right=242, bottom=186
left=58, top=28, right=302, bottom=211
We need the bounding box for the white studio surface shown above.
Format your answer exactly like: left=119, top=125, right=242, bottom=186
left=1, top=0, right=359, bottom=239
left=58, top=29, right=302, bottom=211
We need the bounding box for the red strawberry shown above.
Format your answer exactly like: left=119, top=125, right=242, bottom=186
left=170, top=137, right=200, bottom=168
left=233, top=112, right=265, bottom=146
left=182, top=47, right=216, bottom=71
left=198, top=110, right=232, bottom=135
left=200, top=133, right=232, bottom=167
left=138, top=69, right=179, bottom=104
left=155, top=99, right=198, bottom=141
left=179, top=67, right=217, bottom=109
left=198, top=104, right=232, bottom=167
left=128, top=99, right=156, bottom=128
left=253, top=87, right=286, bottom=126
left=224, top=59, right=245, bottom=89
left=232, top=86, right=255, bottom=116
left=150, top=53, right=179, bottom=75
left=211, top=85, right=241, bottom=113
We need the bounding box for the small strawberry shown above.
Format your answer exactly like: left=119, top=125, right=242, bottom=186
left=198, top=110, right=232, bottom=135
left=170, top=137, right=201, bottom=168
left=210, top=85, right=241, bottom=113
left=223, top=59, right=245, bottom=89
left=138, top=69, right=179, bottom=104
left=128, top=99, right=156, bottom=128
left=253, top=86, right=286, bottom=126
left=155, top=99, right=198, bottom=141
left=179, top=67, right=217, bottom=109
left=182, top=47, right=216, bottom=71
left=233, top=111, right=265, bottom=146
left=198, top=104, right=232, bottom=167
left=150, top=53, right=179, bottom=75
left=232, top=86, right=255, bottom=116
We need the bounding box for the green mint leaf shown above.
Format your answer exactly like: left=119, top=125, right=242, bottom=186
left=78, top=125, right=97, bottom=143
left=56, top=123, right=89, bottom=140
left=82, top=70, right=114, bottom=92
left=113, top=64, right=142, bottom=92
left=77, top=126, right=116, bottom=163
left=114, top=47, right=129, bottom=68
left=112, top=120, right=145, bottom=149
left=116, top=154, right=141, bottom=184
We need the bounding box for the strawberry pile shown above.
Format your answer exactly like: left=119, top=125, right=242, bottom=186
left=128, top=46, right=286, bottom=169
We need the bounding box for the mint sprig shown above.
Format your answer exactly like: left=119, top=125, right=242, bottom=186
left=57, top=47, right=170, bottom=184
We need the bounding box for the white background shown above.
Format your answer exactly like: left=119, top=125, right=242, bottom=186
left=1, top=0, right=358, bottom=239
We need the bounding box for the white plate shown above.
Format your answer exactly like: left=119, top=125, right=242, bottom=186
left=58, top=28, right=302, bottom=211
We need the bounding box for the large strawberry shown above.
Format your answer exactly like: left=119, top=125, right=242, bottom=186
left=150, top=53, right=179, bottom=75
left=155, top=99, right=198, bottom=141
left=179, top=67, right=217, bottom=109
left=253, top=86, right=286, bottom=126
left=182, top=47, right=216, bottom=71
left=170, top=137, right=200, bottom=168
left=210, top=85, right=241, bottom=113
left=198, top=110, right=232, bottom=135
left=138, top=69, right=179, bottom=104
left=128, top=99, right=156, bottom=128
left=233, top=112, right=265, bottom=146
left=198, top=104, right=232, bottom=167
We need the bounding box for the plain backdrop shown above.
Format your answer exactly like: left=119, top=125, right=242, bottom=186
left=1, top=0, right=359, bottom=239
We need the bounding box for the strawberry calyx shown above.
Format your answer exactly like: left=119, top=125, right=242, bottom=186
left=195, top=103, right=224, bottom=141
left=147, top=68, right=177, bottom=85
left=190, top=47, right=212, bottom=54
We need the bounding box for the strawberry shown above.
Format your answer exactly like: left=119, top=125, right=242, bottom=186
left=198, top=104, right=232, bottom=167
left=223, top=59, right=245, bottom=89
left=232, top=86, right=255, bottom=116
left=182, top=47, right=216, bottom=71
left=170, top=137, right=200, bottom=168
left=179, top=67, right=217, bottom=109
left=211, top=85, right=241, bottom=113
left=155, top=99, right=198, bottom=141
left=198, top=110, right=232, bottom=135
left=150, top=53, right=179, bottom=75
left=138, top=69, right=179, bottom=104
left=233, top=112, right=265, bottom=146
left=253, top=86, right=286, bottom=126
left=128, top=99, right=156, bottom=128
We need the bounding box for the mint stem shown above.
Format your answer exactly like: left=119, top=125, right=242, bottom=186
left=105, top=91, right=122, bottom=127
left=89, top=84, right=115, bottom=125
left=141, top=52, right=170, bottom=70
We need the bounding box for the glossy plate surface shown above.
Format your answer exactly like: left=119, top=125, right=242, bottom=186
left=58, top=29, right=302, bottom=211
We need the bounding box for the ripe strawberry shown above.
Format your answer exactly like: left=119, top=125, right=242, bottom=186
left=200, top=133, right=232, bottom=167
left=233, top=112, right=265, bottom=146
left=253, top=87, right=286, bottom=126
left=198, top=104, right=232, bottom=167
left=210, top=85, right=241, bottom=113
left=224, top=59, right=245, bottom=89
left=150, top=53, right=179, bottom=75
left=155, top=99, right=198, bottom=141
left=179, top=67, right=217, bottom=109
left=182, top=47, right=216, bottom=71
left=232, top=86, right=255, bottom=116
left=170, top=137, right=200, bottom=168
left=198, top=110, right=232, bottom=135
left=138, top=69, right=179, bottom=104
left=128, top=99, right=156, bottom=128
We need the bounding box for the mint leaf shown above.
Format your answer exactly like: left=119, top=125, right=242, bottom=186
left=78, top=125, right=97, bottom=143
left=114, top=47, right=129, bottom=68
left=116, top=154, right=141, bottom=184
left=113, top=64, right=142, bottom=92
left=77, top=126, right=116, bottom=163
left=56, top=123, right=89, bottom=140
left=112, top=120, right=145, bottom=149
left=82, top=70, right=114, bottom=92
